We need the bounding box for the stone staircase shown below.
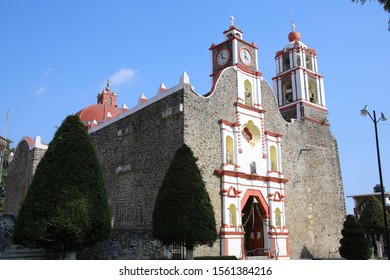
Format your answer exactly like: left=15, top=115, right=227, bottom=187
left=0, top=245, right=56, bottom=260
left=246, top=256, right=271, bottom=260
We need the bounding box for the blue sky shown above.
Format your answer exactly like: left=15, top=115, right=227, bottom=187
left=0, top=0, right=389, bottom=215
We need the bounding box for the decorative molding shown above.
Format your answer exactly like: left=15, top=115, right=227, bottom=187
left=214, top=169, right=288, bottom=184
left=234, top=102, right=266, bottom=114
left=303, top=117, right=329, bottom=126
left=265, top=131, right=283, bottom=138
left=218, top=119, right=239, bottom=127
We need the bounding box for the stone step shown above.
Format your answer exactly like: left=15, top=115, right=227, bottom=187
left=246, top=256, right=270, bottom=260
left=0, top=245, right=55, bottom=260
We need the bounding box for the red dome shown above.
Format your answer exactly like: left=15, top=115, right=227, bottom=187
left=76, top=103, right=121, bottom=123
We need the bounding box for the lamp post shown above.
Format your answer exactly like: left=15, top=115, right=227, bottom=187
left=361, top=105, right=389, bottom=258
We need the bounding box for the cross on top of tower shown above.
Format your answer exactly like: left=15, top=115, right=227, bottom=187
left=288, top=20, right=301, bottom=42
left=291, top=20, right=296, bottom=32
left=230, top=15, right=235, bottom=26
left=106, top=78, right=111, bottom=89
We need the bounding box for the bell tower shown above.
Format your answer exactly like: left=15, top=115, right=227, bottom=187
left=210, top=16, right=259, bottom=84
left=97, top=79, right=117, bottom=107
left=272, top=22, right=327, bottom=124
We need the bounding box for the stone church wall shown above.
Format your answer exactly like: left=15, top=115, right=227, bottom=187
left=85, top=90, right=184, bottom=259
left=261, top=80, right=346, bottom=259
left=4, top=140, right=46, bottom=217
left=182, top=68, right=239, bottom=257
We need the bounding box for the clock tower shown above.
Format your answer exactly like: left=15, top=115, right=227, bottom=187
left=210, top=16, right=260, bottom=84
left=272, top=22, right=327, bottom=124
left=212, top=18, right=289, bottom=259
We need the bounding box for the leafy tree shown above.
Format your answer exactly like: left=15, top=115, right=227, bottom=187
left=339, top=214, right=372, bottom=259
left=152, top=144, right=218, bottom=259
left=360, top=196, right=387, bottom=258
left=13, top=115, right=111, bottom=259
left=352, top=0, right=390, bottom=30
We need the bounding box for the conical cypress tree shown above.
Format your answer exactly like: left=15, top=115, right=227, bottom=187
left=360, top=196, right=387, bottom=258
left=152, top=144, right=218, bottom=259
left=339, top=214, right=371, bottom=260
left=13, top=115, right=111, bottom=259
left=360, top=196, right=386, bottom=237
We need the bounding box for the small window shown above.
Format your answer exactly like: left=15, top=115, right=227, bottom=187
left=242, top=120, right=260, bottom=147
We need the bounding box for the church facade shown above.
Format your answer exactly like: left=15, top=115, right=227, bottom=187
left=86, top=22, right=345, bottom=259
left=4, top=21, right=346, bottom=259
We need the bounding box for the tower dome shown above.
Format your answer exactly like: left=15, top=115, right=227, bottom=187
left=288, top=31, right=300, bottom=42
left=283, top=21, right=308, bottom=51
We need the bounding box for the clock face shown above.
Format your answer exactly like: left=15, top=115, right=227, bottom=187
left=240, top=48, right=252, bottom=65
left=216, top=49, right=230, bottom=66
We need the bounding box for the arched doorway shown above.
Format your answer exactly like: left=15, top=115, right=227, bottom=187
left=242, top=196, right=265, bottom=256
